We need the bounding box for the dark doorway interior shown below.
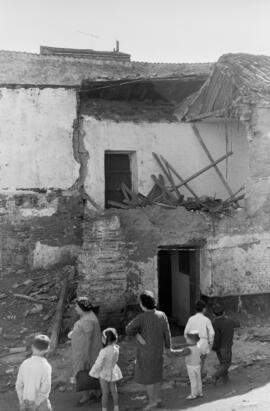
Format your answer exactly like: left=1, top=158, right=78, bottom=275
left=158, top=247, right=200, bottom=328
left=105, top=152, right=132, bottom=209
left=158, top=250, right=172, bottom=317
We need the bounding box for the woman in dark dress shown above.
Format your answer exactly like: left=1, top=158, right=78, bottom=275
left=68, top=297, right=102, bottom=405
left=126, top=291, right=172, bottom=410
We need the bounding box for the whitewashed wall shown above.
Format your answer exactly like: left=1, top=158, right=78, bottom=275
left=83, top=117, right=249, bottom=208
left=0, top=87, right=79, bottom=189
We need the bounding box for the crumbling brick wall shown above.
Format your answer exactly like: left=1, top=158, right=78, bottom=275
left=0, top=191, right=84, bottom=277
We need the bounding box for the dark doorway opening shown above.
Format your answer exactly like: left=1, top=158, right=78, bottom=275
left=158, top=247, right=200, bottom=329
left=104, top=152, right=132, bottom=209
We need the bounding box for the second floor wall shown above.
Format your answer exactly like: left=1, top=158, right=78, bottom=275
left=82, top=116, right=249, bottom=209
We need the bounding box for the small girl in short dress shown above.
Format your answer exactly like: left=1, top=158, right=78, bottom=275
left=90, top=328, right=122, bottom=411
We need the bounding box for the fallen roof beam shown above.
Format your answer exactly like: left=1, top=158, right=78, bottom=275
left=152, top=153, right=182, bottom=200
left=174, top=151, right=233, bottom=190
left=186, top=108, right=226, bottom=122
left=192, top=123, right=234, bottom=196
left=160, top=155, right=199, bottom=200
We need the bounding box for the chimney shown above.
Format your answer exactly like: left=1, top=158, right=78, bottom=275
left=115, top=40, right=119, bottom=53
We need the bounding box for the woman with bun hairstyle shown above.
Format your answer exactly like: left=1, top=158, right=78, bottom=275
left=68, top=297, right=102, bottom=405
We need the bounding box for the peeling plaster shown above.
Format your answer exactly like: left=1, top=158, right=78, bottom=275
left=71, top=92, right=90, bottom=190
left=31, top=241, right=80, bottom=269
left=20, top=198, right=58, bottom=218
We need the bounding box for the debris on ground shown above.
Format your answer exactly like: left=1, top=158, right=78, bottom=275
left=0, top=265, right=77, bottom=392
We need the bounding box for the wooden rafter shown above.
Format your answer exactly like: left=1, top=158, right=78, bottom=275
left=159, top=154, right=199, bottom=200
left=173, top=151, right=233, bottom=191
left=192, top=123, right=234, bottom=196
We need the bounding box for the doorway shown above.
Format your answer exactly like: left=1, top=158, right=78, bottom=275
left=158, top=247, right=200, bottom=327
left=104, top=152, right=132, bottom=209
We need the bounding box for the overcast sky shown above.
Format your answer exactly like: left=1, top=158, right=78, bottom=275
left=1, top=0, right=269, bottom=63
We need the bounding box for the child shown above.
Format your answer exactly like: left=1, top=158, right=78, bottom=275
left=90, top=328, right=123, bottom=411
left=211, top=304, right=237, bottom=383
left=184, top=300, right=215, bottom=377
left=16, top=334, right=52, bottom=411
left=172, top=330, right=202, bottom=400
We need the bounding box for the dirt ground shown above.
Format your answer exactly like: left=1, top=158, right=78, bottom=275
left=2, top=357, right=270, bottom=411
left=3, top=269, right=270, bottom=410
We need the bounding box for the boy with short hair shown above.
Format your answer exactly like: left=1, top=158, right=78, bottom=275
left=16, top=334, right=52, bottom=411
left=171, top=330, right=203, bottom=400
left=184, top=300, right=215, bottom=377
left=211, top=305, right=236, bottom=383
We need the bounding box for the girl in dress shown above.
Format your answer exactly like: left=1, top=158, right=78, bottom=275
left=90, top=328, right=123, bottom=411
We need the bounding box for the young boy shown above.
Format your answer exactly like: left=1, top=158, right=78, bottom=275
left=172, top=331, right=202, bottom=400
left=184, top=300, right=215, bottom=377
left=211, top=305, right=236, bottom=383
left=16, top=334, right=52, bottom=411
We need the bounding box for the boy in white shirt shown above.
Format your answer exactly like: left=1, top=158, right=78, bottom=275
left=184, top=300, right=215, bottom=377
left=16, top=334, right=52, bottom=411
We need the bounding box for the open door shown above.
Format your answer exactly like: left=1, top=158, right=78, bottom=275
left=158, top=247, right=200, bottom=326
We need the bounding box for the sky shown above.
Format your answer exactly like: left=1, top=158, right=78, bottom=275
left=1, top=0, right=270, bottom=63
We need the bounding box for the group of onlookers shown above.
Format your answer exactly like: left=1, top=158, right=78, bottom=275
left=15, top=291, right=235, bottom=411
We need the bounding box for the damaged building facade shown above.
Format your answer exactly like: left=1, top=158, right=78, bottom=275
left=0, top=47, right=269, bottom=327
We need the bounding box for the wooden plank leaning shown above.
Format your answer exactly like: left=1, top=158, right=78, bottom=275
left=173, top=151, right=233, bottom=191
left=152, top=152, right=182, bottom=200
left=151, top=174, right=176, bottom=202
left=192, top=123, right=234, bottom=196
left=160, top=155, right=199, bottom=200
left=49, top=268, right=75, bottom=354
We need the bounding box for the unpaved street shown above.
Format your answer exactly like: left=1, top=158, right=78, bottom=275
left=2, top=358, right=270, bottom=411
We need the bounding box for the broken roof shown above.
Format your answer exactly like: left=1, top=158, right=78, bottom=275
left=178, top=53, right=270, bottom=121
left=0, top=50, right=212, bottom=86
left=79, top=75, right=208, bottom=122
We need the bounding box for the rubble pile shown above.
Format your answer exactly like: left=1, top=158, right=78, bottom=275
left=0, top=266, right=76, bottom=393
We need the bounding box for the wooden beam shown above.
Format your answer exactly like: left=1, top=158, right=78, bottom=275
left=108, top=200, right=129, bottom=209
left=151, top=174, right=176, bottom=202
left=152, top=152, right=182, bottom=200
left=121, top=183, right=139, bottom=204
left=173, top=151, right=233, bottom=190
left=186, top=108, right=226, bottom=122
left=225, top=185, right=245, bottom=203
left=13, top=293, right=51, bottom=306
left=49, top=268, right=74, bottom=353
left=160, top=155, right=199, bottom=200
left=84, top=192, right=103, bottom=213
left=192, top=123, right=234, bottom=196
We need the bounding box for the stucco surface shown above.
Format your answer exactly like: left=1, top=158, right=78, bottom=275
left=0, top=87, right=79, bottom=189
left=249, top=107, right=270, bottom=179
left=83, top=117, right=248, bottom=208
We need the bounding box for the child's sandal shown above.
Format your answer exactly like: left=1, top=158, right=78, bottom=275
left=186, top=395, right=197, bottom=400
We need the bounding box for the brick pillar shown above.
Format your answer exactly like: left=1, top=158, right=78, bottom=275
left=78, top=214, right=128, bottom=327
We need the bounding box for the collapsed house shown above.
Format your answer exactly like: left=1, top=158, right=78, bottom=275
left=0, top=47, right=269, bottom=328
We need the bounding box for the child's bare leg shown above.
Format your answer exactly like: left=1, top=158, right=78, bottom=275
left=145, top=384, right=155, bottom=406
left=110, top=382, right=119, bottom=411
left=201, top=354, right=207, bottom=376
left=154, top=382, right=162, bottom=403
left=100, top=378, right=109, bottom=411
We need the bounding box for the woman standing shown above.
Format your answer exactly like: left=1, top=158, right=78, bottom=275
left=126, top=291, right=172, bottom=410
left=68, top=297, right=102, bottom=405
